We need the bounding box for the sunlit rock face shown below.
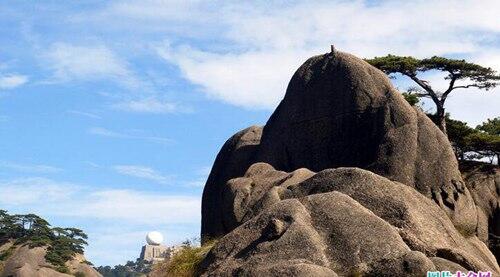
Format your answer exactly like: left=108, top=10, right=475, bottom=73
left=199, top=50, right=499, bottom=276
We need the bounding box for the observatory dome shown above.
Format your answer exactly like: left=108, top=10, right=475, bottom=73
left=146, top=231, right=164, bottom=245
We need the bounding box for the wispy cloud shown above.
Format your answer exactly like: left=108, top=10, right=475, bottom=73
left=0, top=177, right=200, bottom=224
left=42, top=42, right=140, bottom=89
left=0, top=177, right=77, bottom=205
left=67, top=110, right=101, bottom=119
left=0, top=161, right=62, bottom=174
left=0, top=176, right=200, bottom=266
left=71, top=190, right=199, bottom=223
left=0, top=73, right=28, bottom=89
left=113, top=165, right=172, bottom=184
left=183, top=166, right=211, bottom=188
left=88, top=127, right=125, bottom=138
left=88, top=127, right=173, bottom=145
left=150, top=1, right=500, bottom=111
left=112, top=98, right=192, bottom=114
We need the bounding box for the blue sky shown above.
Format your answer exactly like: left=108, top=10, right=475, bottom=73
left=0, top=0, right=499, bottom=266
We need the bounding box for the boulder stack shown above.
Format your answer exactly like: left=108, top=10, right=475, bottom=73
left=200, top=51, right=499, bottom=276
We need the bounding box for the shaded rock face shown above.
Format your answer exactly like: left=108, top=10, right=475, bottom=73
left=200, top=51, right=499, bottom=275
left=202, top=52, right=477, bottom=241
left=202, top=126, right=262, bottom=240
left=200, top=165, right=498, bottom=276
left=256, top=52, right=477, bottom=236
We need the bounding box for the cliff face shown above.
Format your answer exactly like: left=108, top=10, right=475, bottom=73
left=461, top=161, right=500, bottom=262
left=199, top=51, right=499, bottom=276
left=0, top=241, right=101, bottom=277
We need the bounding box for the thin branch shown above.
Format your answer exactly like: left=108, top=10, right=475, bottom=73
left=452, top=84, right=489, bottom=90
left=404, top=73, right=439, bottom=104
left=441, top=75, right=458, bottom=103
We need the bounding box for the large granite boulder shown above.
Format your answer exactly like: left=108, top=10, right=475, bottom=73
left=200, top=165, right=499, bottom=276
left=461, top=161, right=500, bottom=262
left=201, top=51, right=477, bottom=241
left=256, top=51, right=476, bottom=235
left=202, top=126, right=263, bottom=240
left=199, top=50, right=499, bottom=275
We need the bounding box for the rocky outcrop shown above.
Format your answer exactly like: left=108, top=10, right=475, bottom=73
left=0, top=242, right=100, bottom=277
left=461, top=161, right=500, bottom=262
left=202, top=126, right=263, bottom=240
left=257, top=52, right=477, bottom=237
left=200, top=50, right=499, bottom=275
left=200, top=164, right=499, bottom=276
left=202, top=51, right=477, bottom=241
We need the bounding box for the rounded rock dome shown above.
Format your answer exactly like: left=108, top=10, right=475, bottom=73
left=146, top=231, right=164, bottom=245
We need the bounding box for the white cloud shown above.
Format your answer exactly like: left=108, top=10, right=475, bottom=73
left=112, top=98, right=191, bottom=114
left=0, top=177, right=77, bottom=205
left=43, top=42, right=140, bottom=88
left=88, top=127, right=173, bottom=144
left=0, top=161, right=62, bottom=174
left=0, top=74, right=28, bottom=89
left=113, top=165, right=171, bottom=184
left=0, top=177, right=200, bottom=224
left=69, top=190, right=200, bottom=223
left=158, top=45, right=307, bottom=109
left=88, top=127, right=126, bottom=138
left=67, top=110, right=101, bottom=119
left=150, top=0, right=500, bottom=115
left=0, top=176, right=201, bottom=265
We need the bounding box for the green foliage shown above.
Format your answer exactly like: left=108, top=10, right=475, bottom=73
left=446, top=116, right=500, bottom=163
left=82, top=260, right=93, bottom=265
left=366, top=55, right=500, bottom=88
left=0, top=245, right=16, bottom=261
left=55, top=265, right=71, bottom=274
left=401, top=92, right=419, bottom=106
left=366, top=54, right=500, bottom=134
left=465, top=132, right=500, bottom=162
left=420, top=56, right=500, bottom=88
left=365, top=55, right=420, bottom=76
left=0, top=210, right=88, bottom=269
left=74, top=272, right=86, bottom=277
left=96, top=259, right=147, bottom=277
left=477, top=117, right=500, bottom=136
left=152, top=239, right=216, bottom=277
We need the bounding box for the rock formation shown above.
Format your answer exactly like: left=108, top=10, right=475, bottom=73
left=202, top=126, right=263, bottom=240
left=200, top=51, right=499, bottom=276
left=461, top=161, right=500, bottom=262
left=0, top=241, right=100, bottom=277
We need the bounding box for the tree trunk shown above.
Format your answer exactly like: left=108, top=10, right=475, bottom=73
left=436, top=104, right=447, bottom=136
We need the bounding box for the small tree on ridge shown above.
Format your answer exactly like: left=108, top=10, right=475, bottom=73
left=366, top=55, right=500, bottom=135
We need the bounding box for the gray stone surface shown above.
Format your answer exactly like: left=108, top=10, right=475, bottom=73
left=199, top=51, right=499, bottom=275
left=200, top=165, right=499, bottom=276
left=201, top=126, right=262, bottom=241
left=461, top=162, right=500, bottom=262
left=255, top=51, right=477, bottom=236
left=140, top=244, right=170, bottom=263
left=201, top=51, right=479, bottom=241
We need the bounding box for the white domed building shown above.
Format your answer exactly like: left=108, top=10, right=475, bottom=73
left=139, top=231, right=177, bottom=264
left=146, top=231, right=163, bottom=245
